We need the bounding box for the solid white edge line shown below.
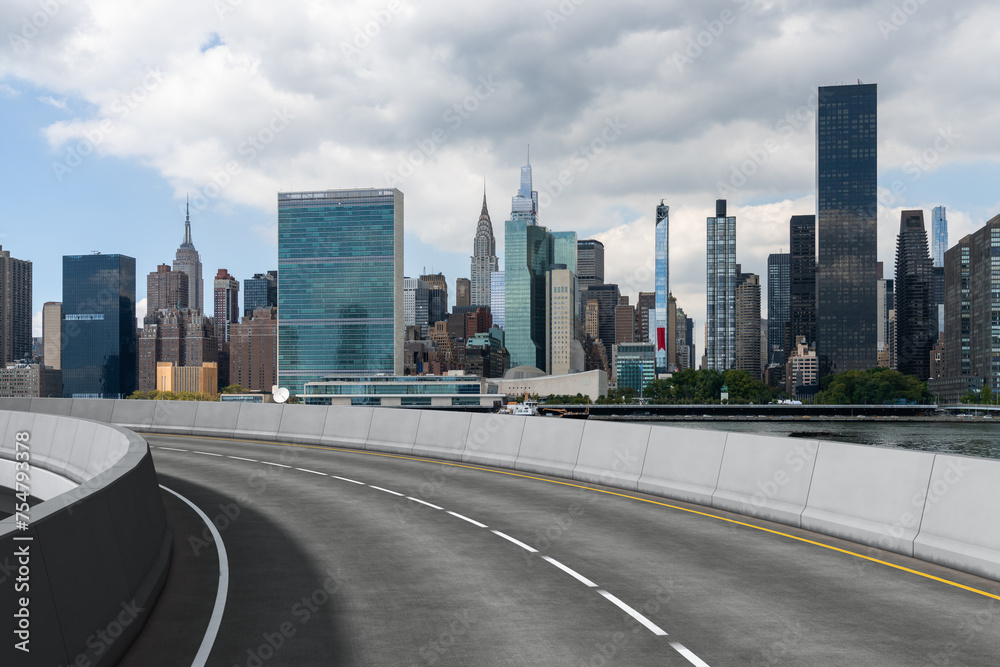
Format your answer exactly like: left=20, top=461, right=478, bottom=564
left=369, top=485, right=404, bottom=496
left=491, top=530, right=538, bottom=553
left=295, top=468, right=327, bottom=476
left=670, top=642, right=711, bottom=666
left=159, top=484, right=228, bottom=667
left=193, top=451, right=223, bottom=457
left=261, top=461, right=291, bottom=468
left=333, top=476, right=365, bottom=485
left=228, top=456, right=258, bottom=462
left=446, top=511, right=487, bottom=528
left=597, top=589, right=667, bottom=636
left=541, top=556, right=598, bottom=587
left=406, top=497, right=443, bottom=510
left=158, top=447, right=187, bottom=452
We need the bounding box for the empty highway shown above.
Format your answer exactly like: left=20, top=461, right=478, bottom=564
left=121, top=433, right=1000, bottom=666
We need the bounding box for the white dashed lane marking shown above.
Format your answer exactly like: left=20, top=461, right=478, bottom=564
left=369, top=485, right=405, bottom=497
left=491, top=530, right=538, bottom=553
left=407, top=497, right=443, bottom=510
left=447, top=511, right=488, bottom=528
left=597, top=589, right=668, bottom=636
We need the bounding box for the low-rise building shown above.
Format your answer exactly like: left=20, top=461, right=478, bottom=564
left=303, top=373, right=503, bottom=407
left=0, top=363, right=61, bottom=398
left=785, top=336, right=818, bottom=398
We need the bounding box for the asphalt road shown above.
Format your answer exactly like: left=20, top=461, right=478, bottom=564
left=120, top=433, right=1000, bottom=666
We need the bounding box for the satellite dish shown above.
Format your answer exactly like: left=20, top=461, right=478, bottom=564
left=272, top=386, right=290, bottom=404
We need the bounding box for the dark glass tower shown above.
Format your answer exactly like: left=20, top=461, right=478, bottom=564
left=706, top=199, right=736, bottom=371
left=789, top=215, right=816, bottom=347
left=816, top=82, right=877, bottom=376
left=244, top=271, right=277, bottom=317
left=894, top=210, right=935, bottom=379
left=767, top=252, right=790, bottom=364
left=277, top=189, right=403, bottom=398
left=61, top=253, right=136, bottom=398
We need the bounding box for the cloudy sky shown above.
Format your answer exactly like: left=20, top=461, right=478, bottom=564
left=2, top=0, right=998, bottom=341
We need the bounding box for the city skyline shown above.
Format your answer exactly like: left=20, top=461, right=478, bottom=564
left=3, top=1, right=997, bottom=339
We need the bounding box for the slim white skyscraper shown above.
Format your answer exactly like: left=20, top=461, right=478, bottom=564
left=706, top=200, right=736, bottom=371
left=470, top=190, right=499, bottom=307
left=511, top=152, right=538, bottom=225
left=654, top=200, right=669, bottom=373
left=490, top=271, right=505, bottom=329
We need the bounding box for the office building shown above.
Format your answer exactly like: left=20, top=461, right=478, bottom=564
left=62, top=253, right=136, bottom=398
left=735, top=267, right=762, bottom=380
left=214, top=268, right=239, bottom=387
left=0, top=362, right=61, bottom=398
left=505, top=218, right=551, bottom=370
left=635, top=292, right=654, bottom=343
left=706, top=200, right=736, bottom=371
left=894, top=210, right=935, bottom=379
left=0, top=245, right=32, bottom=364
left=421, top=273, right=448, bottom=325
left=456, top=277, right=471, bottom=308
left=789, top=215, right=816, bottom=346
left=156, top=361, right=217, bottom=395
left=584, top=299, right=600, bottom=340
left=785, top=336, right=819, bottom=398
left=244, top=271, right=277, bottom=317
left=816, top=83, right=878, bottom=375
left=42, top=302, right=62, bottom=370
left=470, top=192, right=499, bottom=307
left=404, top=277, right=430, bottom=336
left=931, top=206, right=947, bottom=268
left=304, top=374, right=503, bottom=408
left=767, top=252, right=790, bottom=365
left=676, top=305, right=694, bottom=371
left=490, top=271, right=505, bottom=329
left=137, top=307, right=218, bottom=392
left=464, top=328, right=508, bottom=379
left=146, top=264, right=189, bottom=317
left=511, top=155, right=539, bottom=225
left=577, top=239, right=605, bottom=288
left=581, top=283, right=620, bottom=361
left=654, top=200, right=670, bottom=372
left=877, top=277, right=894, bottom=356
left=615, top=298, right=635, bottom=346
left=277, top=188, right=403, bottom=397
left=230, top=308, right=277, bottom=393
left=615, top=342, right=655, bottom=394
left=546, top=266, right=576, bottom=376
left=173, top=201, right=204, bottom=312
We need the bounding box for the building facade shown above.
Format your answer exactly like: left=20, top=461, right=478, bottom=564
left=490, top=271, right=505, bottom=329
left=62, top=253, right=136, bottom=398
left=706, top=199, right=736, bottom=371
left=615, top=342, right=655, bottom=394
left=0, top=245, right=32, bottom=364
left=403, top=277, right=430, bottom=336
left=581, top=283, right=620, bottom=362
left=789, top=214, right=816, bottom=346
left=42, top=301, right=62, bottom=370
left=767, top=252, right=790, bottom=365
left=456, top=278, right=471, bottom=308
left=173, top=202, right=204, bottom=312
left=735, top=267, right=762, bottom=380
left=546, top=267, right=576, bottom=376
left=504, top=219, right=551, bottom=370
left=244, top=271, right=277, bottom=317
left=816, top=83, right=878, bottom=375
left=931, top=206, right=948, bottom=269
left=137, top=307, right=218, bottom=392
left=894, top=210, right=935, bottom=379
left=0, top=363, right=61, bottom=398
left=229, top=308, right=277, bottom=393
left=653, top=200, right=670, bottom=373
left=146, top=264, right=189, bottom=317
left=470, top=193, right=499, bottom=307
left=277, top=188, right=403, bottom=397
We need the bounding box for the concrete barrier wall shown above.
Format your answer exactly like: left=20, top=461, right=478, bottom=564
left=801, top=442, right=934, bottom=556
left=0, top=409, right=171, bottom=667
left=191, top=401, right=242, bottom=438
left=637, top=425, right=727, bottom=506
left=7, top=399, right=1000, bottom=585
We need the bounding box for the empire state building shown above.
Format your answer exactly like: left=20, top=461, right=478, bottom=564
left=173, top=201, right=204, bottom=312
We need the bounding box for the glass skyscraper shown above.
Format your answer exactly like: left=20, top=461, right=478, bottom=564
left=490, top=271, right=505, bottom=329
left=654, top=200, right=669, bottom=373
left=505, top=219, right=550, bottom=369
left=61, top=253, right=136, bottom=398
left=767, top=252, right=790, bottom=364
left=706, top=200, right=736, bottom=371
left=511, top=157, right=538, bottom=225
left=931, top=206, right=948, bottom=268
left=244, top=271, right=277, bottom=317
left=894, top=210, right=935, bottom=379
left=789, top=215, right=816, bottom=346
left=277, top=188, right=403, bottom=397
left=816, top=82, right=877, bottom=375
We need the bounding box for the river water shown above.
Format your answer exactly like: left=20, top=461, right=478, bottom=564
left=657, top=420, right=1000, bottom=460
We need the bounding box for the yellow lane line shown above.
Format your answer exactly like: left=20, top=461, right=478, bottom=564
left=149, top=432, right=1000, bottom=602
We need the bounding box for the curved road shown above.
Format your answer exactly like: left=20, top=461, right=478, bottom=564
left=120, top=433, right=1000, bottom=666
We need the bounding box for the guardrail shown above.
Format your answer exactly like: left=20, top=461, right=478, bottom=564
left=3, top=398, right=998, bottom=587
left=0, top=404, right=171, bottom=666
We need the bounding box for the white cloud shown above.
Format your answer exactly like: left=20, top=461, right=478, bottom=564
left=136, top=297, right=147, bottom=324
left=38, top=95, right=67, bottom=109
left=32, top=310, right=42, bottom=338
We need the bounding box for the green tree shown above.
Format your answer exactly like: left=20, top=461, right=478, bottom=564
left=814, top=367, right=932, bottom=404
left=221, top=384, right=248, bottom=394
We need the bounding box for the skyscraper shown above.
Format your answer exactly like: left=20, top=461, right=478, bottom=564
left=403, top=277, right=430, bottom=336
left=582, top=283, right=621, bottom=361
left=577, top=239, right=605, bottom=288
left=490, top=271, right=505, bottom=329
left=62, top=253, right=136, bottom=398
left=214, top=269, right=239, bottom=387
left=789, top=215, right=816, bottom=347
left=511, top=155, right=538, bottom=225
left=735, top=267, right=762, bottom=380
left=137, top=307, right=218, bottom=392
left=767, top=252, right=790, bottom=365
left=0, top=246, right=32, bottom=364
left=470, top=192, right=499, bottom=307
left=546, top=266, right=576, bottom=376
left=931, top=206, right=948, bottom=268
left=244, top=271, right=277, bottom=317
left=173, top=201, right=204, bottom=312
left=654, top=200, right=670, bottom=373
left=230, top=308, right=277, bottom=393
left=894, top=210, right=935, bottom=379
left=706, top=199, right=736, bottom=371
left=421, top=273, right=448, bottom=325
left=816, top=82, right=877, bottom=376
left=146, top=264, right=189, bottom=318
left=504, top=218, right=550, bottom=369
left=455, top=277, right=471, bottom=308
left=277, top=188, right=403, bottom=397
left=42, top=302, right=61, bottom=370
left=636, top=291, right=655, bottom=343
